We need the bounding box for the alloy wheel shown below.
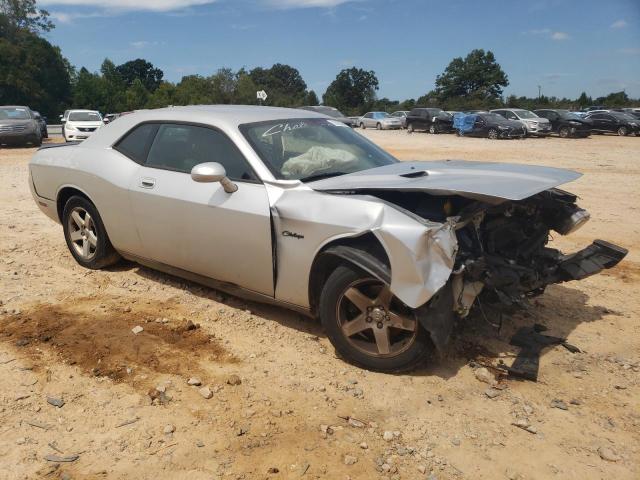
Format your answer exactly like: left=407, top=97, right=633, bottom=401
left=488, top=128, right=498, bottom=140
left=618, top=126, right=628, bottom=136
left=336, top=279, right=418, bottom=358
left=67, top=206, right=98, bottom=260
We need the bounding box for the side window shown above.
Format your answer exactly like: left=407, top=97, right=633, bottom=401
left=145, top=124, right=257, bottom=181
left=114, top=123, right=159, bottom=164
left=364, top=113, right=373, bottom=119
left=505, top=111, right=517, bottom=120
left=408, top=109, right=420, bottom=116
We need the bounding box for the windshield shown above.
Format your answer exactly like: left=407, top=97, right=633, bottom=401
left=611, top=112, right=636, bottom=122
left=514, top=110, right=537, bottom=119
left=557, top=110, right=582, bottom=120
left=69, top=111, right=102, bottom=122
left=241, top=118, right=398, bottom=181
left=0, top=107, right=31, bottom=120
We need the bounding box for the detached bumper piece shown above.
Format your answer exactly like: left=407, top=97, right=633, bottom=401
left=556, top=239, right=628, bottom=282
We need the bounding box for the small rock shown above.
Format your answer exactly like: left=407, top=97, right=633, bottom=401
left=199, top=387, right=213, bottom=399
left=131, top=326, right=144, bottom=335
left=360, top=442, right=368, bottom=449
left=550, top=399, right=568, bottom=410
left=344, top=455, right=358, bottom=465
left=451, top=438, right=461, bottom=446
left=598, top=446, right=621, bottom=462
left=267, top=467, right=279, bottom=474
left=46, top=396, right=65, bottom=408
left=485, top=388, right=502, bottom=399
left=226, top=374, right=242, bottom=386
left=163, top=424, right=175, bottom=434
left=196, top=440, right=204, bottom=448
left=570, top=398, right=582, bottom=406
left=383, top=431, right=394, bottom=442
left=474, top=367, right=495, bottom=385
left=187, top=377, right=202, bottom=386
left=348, top=418, right=365, bottom=428
left=417, top=465, right=427, bottom=474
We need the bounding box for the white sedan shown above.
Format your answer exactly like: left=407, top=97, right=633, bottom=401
left=63, top=110, right=103, bottom=142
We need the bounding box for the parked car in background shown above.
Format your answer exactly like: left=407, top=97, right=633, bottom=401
left=445, top=110, right=460, bottom=118
left=585, top=111, right=639, bottom=136
left=390, top=111, right=410, bottom=128
left=455, top=112, right=526, bottom=139
left=28, top=105, right=627, bottom=372
left=63, top=110, right=104, bottom=142
left=464, top=110, right=488, bottom=114
left=0, top=105, right=42, bottom=147
left=533, top=109, right=592, bottom=138
left=359, top=112, right=403, bottom=130
left=60, top=110, right=71, bottom=123
left=613, top=108, right=640, bottom=120
left=491, top=108, right=551, bottom=137
left=103, top=114, right=120, bottom=124
left=300, top=106, right=355, bottom=127
left=405, top=108, right=453, bottom=134
left=31, top=110, right=48, bottom=139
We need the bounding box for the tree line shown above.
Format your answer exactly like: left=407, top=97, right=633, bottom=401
left=1, top=1, right=638, bottom=120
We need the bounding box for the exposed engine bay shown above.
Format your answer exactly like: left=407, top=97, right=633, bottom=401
left=365, top=188, right=627, bottom=333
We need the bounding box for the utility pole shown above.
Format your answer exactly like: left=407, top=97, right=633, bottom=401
left=537, top=85, right=542, bottom=100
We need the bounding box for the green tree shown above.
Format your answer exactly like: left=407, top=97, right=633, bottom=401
left=249, top=63, right=308, bottom=106
left=323, top=67, right=379, bottom=115
left=0, top=12, right=70, bottom=117
left=0, top=0, right=53, bottom=34
left=433, top=49, right=508, bottom=108
left=116, top=58, right=163, bottom=92
left=233, top=69, right=258, bottom=104
left=124, top=78, right=149, bottom=110
left=147, top=81, right=176, bottom=108
left=305, top=90, right=319, bottom=106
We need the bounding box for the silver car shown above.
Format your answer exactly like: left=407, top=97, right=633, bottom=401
left=491, top=108, right=552, bottom=136
left=391, top=110, right=410, bottom=128
left=29, top=106, right=627, bottom=372
left=0, top=105, right=42, bottom=147
left=358, top=111, right=403, bottom=130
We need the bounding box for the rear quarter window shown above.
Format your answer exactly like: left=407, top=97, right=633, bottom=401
left=114, top=123, right=159, bottom=164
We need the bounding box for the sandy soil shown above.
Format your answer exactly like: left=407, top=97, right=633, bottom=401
left=0, top=132, right=638, bottom=480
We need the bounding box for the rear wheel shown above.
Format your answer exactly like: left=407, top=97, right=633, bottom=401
left=62, top=196, right=120, bottom=269
left=618, top=126, right=628, bottom=136
left=319, top=264, right=432, bottom=372
left=360, top=123, right=366, bottom=129
left=376, top=123, right=382, bottom=130
left=429, top=124, right=437, bottom=134
left=487, top=128, right=499, bottom=140
left=407, top=123, right=414, bottom=133
left=559, top=126, right=570, bottom=138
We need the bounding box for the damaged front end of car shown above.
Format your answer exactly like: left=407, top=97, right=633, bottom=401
left=385, top=188, right=628, bottom=351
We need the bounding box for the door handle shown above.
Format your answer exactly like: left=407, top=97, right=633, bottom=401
left=140, top=178, right=156, bottom=189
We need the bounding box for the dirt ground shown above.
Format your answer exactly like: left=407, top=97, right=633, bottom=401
left=0, top=131, right=638, bottom=480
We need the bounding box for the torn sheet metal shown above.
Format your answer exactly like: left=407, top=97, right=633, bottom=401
left=263, top=180, right=459, bottom=310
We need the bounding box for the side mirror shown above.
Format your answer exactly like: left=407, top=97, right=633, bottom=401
left=190, top=162, right=238, bottom=193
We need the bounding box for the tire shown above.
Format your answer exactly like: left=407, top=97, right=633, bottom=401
left=407, top=123, right=414, bottom=133
left=319, top=263, right=432, bottom=373
left=487, top=128, right=499, bottom=140
left=559, top=126, right=570, bottom=138
left=618, top=126, right=628, bottom=136
left=360, top=123, right=365, bottom=130
left=62, top=196, right=120, bottom=269
left=376, top=123, right=382, bottom=130
left=429, top=124, right=437, bottom=134
left=33, top=134, right=42, bottom=147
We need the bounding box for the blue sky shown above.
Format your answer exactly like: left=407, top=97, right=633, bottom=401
left=40, top=0, right=640, bottom=100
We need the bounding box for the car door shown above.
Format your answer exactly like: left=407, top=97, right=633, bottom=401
left=472, top=116, right=486, bottom=137
left=126, top=122, right=274, bottom=296
left=361, top=113, right=372, bottom=128
left=588, top=114, right=608, bottom=132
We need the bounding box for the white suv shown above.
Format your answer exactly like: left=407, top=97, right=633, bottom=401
left=491, top=108, right=552, bottom=137
left=63, top=110, right=103, bottom=142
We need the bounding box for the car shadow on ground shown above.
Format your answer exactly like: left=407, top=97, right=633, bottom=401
left=117, top=262, right=618, bottom=380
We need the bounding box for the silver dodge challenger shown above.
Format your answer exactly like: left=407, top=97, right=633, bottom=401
left=29, top=106, right=627, bottom=372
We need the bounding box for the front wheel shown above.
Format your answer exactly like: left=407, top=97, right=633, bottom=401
left=429, top=124, right=437, bottom=134
left=618, top=126, right=628, bottom=136
left=360, top=123, right=366, bottom=129
left=487, top=128, right=499, bottom=140
left=62, top=196, right=120, bottom=269
left=376, top=123, right=382, bottom=130
left=319, top=264, right=432, bottom=372
left=559, top=126, right=570, bottom=138
left=407, top=123, right=414, bottom=133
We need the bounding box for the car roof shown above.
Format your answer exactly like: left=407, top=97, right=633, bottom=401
left=125, top=105, right=326, bottom=127
left=68, top=109, right=101, bottom=113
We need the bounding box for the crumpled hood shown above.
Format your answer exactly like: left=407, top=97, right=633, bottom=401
left=308, top=160, right=582, bottom=202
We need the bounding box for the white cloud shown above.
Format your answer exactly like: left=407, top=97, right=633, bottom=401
left=264, top=0, right=361, bottom=8
left=610, top=19, right=628, bottom=29
left=40, top=0, right=217, bottom=12
left=130, top=40, right=165, bottom=48
left=525, top=28, right=570, bottom=41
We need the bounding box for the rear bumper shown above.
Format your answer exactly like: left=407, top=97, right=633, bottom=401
left=554, top=240, right=628, bottom=282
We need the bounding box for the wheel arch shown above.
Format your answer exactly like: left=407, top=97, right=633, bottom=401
left=308, top=232, right=391, bottom=317
left=56, top=185, right=95, bottom=222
